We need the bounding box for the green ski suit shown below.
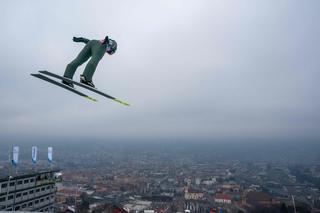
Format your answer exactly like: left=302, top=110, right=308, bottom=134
left=64, top=38, right=107, bottom=82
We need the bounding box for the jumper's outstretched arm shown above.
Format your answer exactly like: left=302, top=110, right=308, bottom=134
left=72, top=37, right=90, bottom=44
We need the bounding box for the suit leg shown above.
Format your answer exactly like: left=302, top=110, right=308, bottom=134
left=63, top=41, right=93, bottom=79
left=82, top=42, right=106, bottom=81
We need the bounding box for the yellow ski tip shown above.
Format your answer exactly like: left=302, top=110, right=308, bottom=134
left=114, top=99, right=130, bottom=106
left=85, top=96, right=98, bottom=102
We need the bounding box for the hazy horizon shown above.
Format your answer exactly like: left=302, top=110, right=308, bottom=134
left=1, top=138, right=320, bottom=165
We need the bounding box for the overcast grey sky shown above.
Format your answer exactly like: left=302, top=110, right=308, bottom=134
left=0, top=0, right=320, bottom=142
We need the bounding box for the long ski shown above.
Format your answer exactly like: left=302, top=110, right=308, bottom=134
left=31, top=73, right=97, bottom=102
left=38, top=70, right=129, bottom=106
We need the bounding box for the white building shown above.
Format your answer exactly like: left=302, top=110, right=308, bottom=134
left=214, top=193, right=232, bottom=204
left=184, top=188, right=204, bottom=200
left=202, top=178, right=216, bottom=185
left=195, top=178, right=201, bottom=186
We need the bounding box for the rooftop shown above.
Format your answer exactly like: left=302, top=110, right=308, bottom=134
left=214, top=193, right=232, bottom=200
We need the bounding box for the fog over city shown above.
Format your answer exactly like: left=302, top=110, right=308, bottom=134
left=1, top=1, right=320, bottom=143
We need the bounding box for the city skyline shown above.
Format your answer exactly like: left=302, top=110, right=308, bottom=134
left=1, top=140, right=319, bottom=212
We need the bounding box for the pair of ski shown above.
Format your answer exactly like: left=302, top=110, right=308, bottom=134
left=31, top=71, right=129, bottom=106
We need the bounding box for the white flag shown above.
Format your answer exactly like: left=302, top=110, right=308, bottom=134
left=48, top=147, right=53, bottom=163
left=12, top=146, right=19, bottom=166
left=32, top=146, right=37, bottom=163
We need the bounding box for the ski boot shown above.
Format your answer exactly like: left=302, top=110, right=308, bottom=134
left=80, top=74, right=95, bottom=88
left=62, top=77, right=74, bottom=88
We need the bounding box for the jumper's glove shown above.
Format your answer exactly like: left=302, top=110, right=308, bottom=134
left=102, top=36, right=110, bottom=45
left=72, top=37, right=90, bottom=44
left=73, top=37, right=82, bottom=42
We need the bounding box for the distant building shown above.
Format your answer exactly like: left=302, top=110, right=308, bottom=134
left=209, top=208, right=216, bottom=213
left=144, top=210, right=155, bottom=213
left=214, top=193, right=232, bottom=204
left=141, top=195, right=173, bottom=202
left=89, top=204, right=128, bottom=213
left=184, top=188, right=204, bottom=200
left=111, top=205, right=128, bottom=213
left=202, top=178, right=216, bottom=185
left=243, top=191, right=278, bottom=207
left=123, top=200, right=152, bottom=212
left=195, top=178, right=201, bottom=186
left=222, top=184, right=240, bottom=192
left=184, top=178, right=192, bottom=186
left=0, top=170, right=60, bottom=212
left=55, top=187, right=80, bottom=204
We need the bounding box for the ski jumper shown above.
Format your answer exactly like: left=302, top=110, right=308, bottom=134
left=64, top=38, right=107, bottom=82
